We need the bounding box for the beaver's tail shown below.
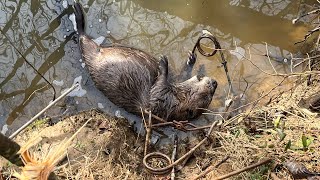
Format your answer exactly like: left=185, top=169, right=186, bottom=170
left=73, top=2, right=85, bottom=35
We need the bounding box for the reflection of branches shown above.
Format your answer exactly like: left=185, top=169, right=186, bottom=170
left=264, top=42, right=278, bottom=74
left=243, top=47, right=320, bottom=77
left=0, top=6, right=72, bottom=89
left=210, top=41, right=319, bottom=119
left=5, top=32, right=74, bottom=124
left=0, top=0, right=23, bottom=33
left=6, top=82, right=49, bottom=125
left=0, top=83, right=45, bottom=101
left=293, top=5, right=320, bottom=44
left=295, top=26, right=320, bottom=45
left=0, top=28, right=57, bottom=100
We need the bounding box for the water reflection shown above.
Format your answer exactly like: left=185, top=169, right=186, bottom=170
left=0, top=0, right=313, bottom=136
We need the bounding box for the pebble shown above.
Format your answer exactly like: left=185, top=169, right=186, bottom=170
left=98, top=103, right=104, bottom=109
left=115, top=110, right=124, bottom=118
left=1, top=124, right=8, bottom=135
left=69, top=13, right=77, bottom=31
left=93, top=36, right=105, bottom=46
left=53, top=80, right=64, bottom=86
left=62, top=0, right=68, bottom=8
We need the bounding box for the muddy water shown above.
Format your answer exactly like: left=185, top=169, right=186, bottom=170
left=0, top=0, right=314, bottom=137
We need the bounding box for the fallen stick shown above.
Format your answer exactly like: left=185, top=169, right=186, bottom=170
left=9, top=83, right=79, bottom=139
left=144, top=110, right=152, bottom=157
left=171, top=134, right=178, bottom=180
left=143, top=120, right=221, bottom=175
left=213, top=158, right=272, bottom=180
left=192, top=156, right=229, bottom=180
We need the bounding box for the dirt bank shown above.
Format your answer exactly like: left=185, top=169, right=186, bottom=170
left=0, top=110, right=151, bottom=179
left=0, top=72, right=319, bottom=180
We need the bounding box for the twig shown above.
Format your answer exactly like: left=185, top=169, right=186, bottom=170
left=307, top=53, right=312, bottom=71
left=0, top=28, right=57, bottom=100
left=145, top=111, right=212, bottom=131
left=295, top=26, right=320, bottom=44
left=9, top=83, right=79, bottom=139
left=290, top=53, right=294, bottom=73
left=316, top=33, right=320, bottom=49
left=264, top=42, right=278, bottom=74
left=144, top=110, right=152, bottom=157
left=143, top=120, right=221, bottom=175
left=292, top=9, right=320, bottom=24
left=192, top=156, right=230, bottom=180
left=293, top=54, right=320, bottom=68
left=213, top=158, right=272, bottom=180
left=171, top=134, right=178, bottom=180
left=143, top=110, right=167, bottom=123
left=223, top=77, right=287, bottom=121
left=241, top=47, right=320, bottom=77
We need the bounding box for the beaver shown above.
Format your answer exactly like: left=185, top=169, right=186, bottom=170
left=73, top=3, right=217, bottom=121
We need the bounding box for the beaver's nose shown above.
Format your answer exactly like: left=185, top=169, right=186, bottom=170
left=209, top=80, right=218, bottom=95
left=210, top=80, right=218, bottom=89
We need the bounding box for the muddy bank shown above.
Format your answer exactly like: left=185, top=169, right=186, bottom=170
left=0, top=72, right=319, bottom=179
left=0, top=110, right=150, bottom=179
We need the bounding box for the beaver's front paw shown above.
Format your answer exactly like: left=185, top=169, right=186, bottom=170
left=187, top=51, right=197, bottom=65
left=159, top=55, right=169, bottom=75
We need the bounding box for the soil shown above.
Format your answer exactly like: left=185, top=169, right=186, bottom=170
left=1, top=43, right=320, bottom=180
left=1, top=75, right=319, bottom=180
left=0, top=110, right=150, bottom=179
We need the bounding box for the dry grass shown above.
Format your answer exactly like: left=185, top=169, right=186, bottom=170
left=1, top=78, right=319, bottom=180
left=1, top=110, right=150, bottom=180
left=196, top=75, right=320, bottom=179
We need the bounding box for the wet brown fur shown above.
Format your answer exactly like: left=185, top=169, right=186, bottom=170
left=74, top=3, right=217, bottom=121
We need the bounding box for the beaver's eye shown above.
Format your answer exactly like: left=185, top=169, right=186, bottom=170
left=187, top=109, right=195, bottom=119
left=196, top=75, right=204, bottom=81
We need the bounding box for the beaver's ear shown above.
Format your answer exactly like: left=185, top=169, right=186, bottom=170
left=159, top=55, right=168, bottom=77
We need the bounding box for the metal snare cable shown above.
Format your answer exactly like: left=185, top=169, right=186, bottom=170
left=143, top=31, right=232, bottom=175
left=192, top=30, right=234, bottom=94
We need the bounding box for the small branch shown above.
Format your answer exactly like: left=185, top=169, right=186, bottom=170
left=290, top=53, right=294, bottom=73
left=9, top=83, right=79, bottom=139
left=307, top=53, right=312, bottom=71
left=192, top=156, right=230, bottom=180
left=293, top=54, right=320, bottom=68
left=213, top=158, right=272, bottom=180
left=171, top=134, right=178, bottom=180
left=144, top=110, right=152, bottom=157
left=143, top=120, right=221, bottom=175
left=292, top=9, right=320, bottom=24
left=264, top=42, right=278, bottom=74
left=295, top=26, right=320, bottom=44
left=143, top=110, right=167, bottom=123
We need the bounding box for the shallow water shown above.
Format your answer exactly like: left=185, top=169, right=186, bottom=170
left=0, top=0, right=315, bottom=137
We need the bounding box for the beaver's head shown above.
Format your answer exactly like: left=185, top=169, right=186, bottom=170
left=150, top=74, right=217, bottom=121
left=170, top=75, right=217, bottom=120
